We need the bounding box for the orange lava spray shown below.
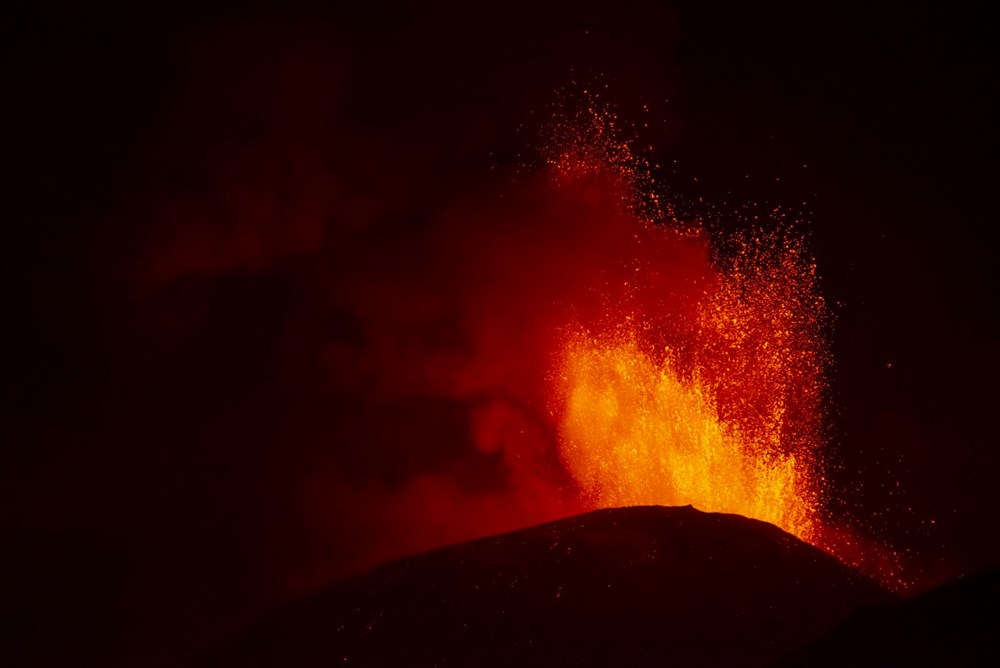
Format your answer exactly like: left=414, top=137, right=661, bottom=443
left=545, top=96, right=828, bottom=544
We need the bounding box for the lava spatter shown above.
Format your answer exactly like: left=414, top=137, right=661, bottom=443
left=544, top=95, right=828, bottom=545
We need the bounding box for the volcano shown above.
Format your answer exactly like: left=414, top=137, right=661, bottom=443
left=204, top=506, right=891, bottom=667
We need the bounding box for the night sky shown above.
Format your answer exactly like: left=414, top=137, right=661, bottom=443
left=5, top=1, right=999, bottom=666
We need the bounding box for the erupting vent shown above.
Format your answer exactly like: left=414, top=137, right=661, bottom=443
left=545, top=99, right=828, bottom=544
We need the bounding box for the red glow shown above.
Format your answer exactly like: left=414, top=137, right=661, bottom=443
left=141, top=69, right=901, bottom=593
left=541, top=102, right=826, bottom=542
left=536, top=101, right=908, bottom=589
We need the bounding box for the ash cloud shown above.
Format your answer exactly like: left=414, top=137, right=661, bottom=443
left=25, top=5, right=682, bottom=663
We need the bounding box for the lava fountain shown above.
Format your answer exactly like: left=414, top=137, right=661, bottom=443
left=544, top=99, right=828, bottom=544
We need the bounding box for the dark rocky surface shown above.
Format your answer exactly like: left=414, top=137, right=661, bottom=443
left=775, top=567, right=1000, bottom=667
left=205, top=505, right=892, bottom=667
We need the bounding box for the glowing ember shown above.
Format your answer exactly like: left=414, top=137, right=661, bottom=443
left=545, top=96, right=828, bottom=543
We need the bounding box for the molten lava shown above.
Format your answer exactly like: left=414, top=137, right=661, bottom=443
left=545, top=99, right=828, bottom=544
left=557, top=335, right=820, bottom=540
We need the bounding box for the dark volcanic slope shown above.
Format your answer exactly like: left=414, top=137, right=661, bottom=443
left=205, top=506, right=891, bottom=667
left=775, top=568, right=1000, bottom=667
